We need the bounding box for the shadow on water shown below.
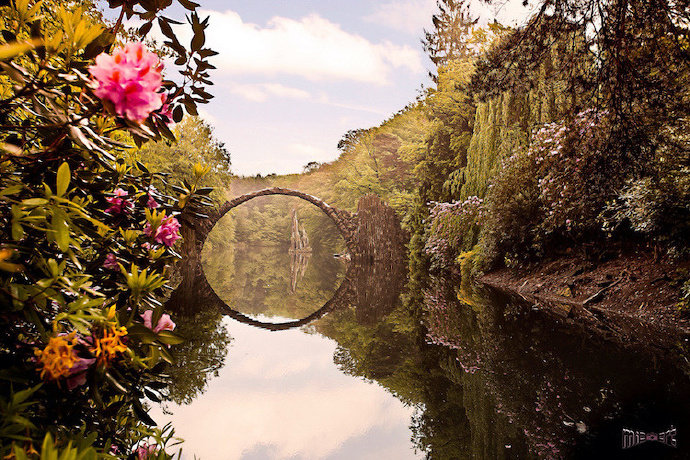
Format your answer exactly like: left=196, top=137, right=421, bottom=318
left=163, top=197, right=690, bottom=459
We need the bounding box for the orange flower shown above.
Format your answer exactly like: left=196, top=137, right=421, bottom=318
left=91, top=324, right=128, bottom=365
left=35, top=333, right=78, bottom=380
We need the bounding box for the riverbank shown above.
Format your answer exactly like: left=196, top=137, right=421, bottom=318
left=480, top=250, right=690, bottom=353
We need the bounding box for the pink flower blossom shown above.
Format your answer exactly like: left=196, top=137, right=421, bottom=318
left=141, top=310, right=176, bottom=333
left=89, top=42, right=164, bottom=122
left=146, top=216, right=181, bottom=247
left=105, top=188, right=133, bottom=214
left=146, top=194, right=160, bottom=209
left=135, top=443, right=157, bottom=460
left=103, top=253, right=119, bottom=270
left=66, top=357, right=96, bottom=390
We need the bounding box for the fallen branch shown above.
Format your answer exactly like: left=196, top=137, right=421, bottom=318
left=583, top=278, right=623, bottom=306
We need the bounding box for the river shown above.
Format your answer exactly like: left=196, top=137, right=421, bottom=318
left=152, top=196, right=690, bottom=459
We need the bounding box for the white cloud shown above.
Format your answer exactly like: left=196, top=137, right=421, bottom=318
left=197, top=10, right=423, bottom=84
left=230, top=83, right=311, bottom=102
left=364, top=0, right=437, bottom=34
left=287, top=143, right=329, bottom=162
left=315, top=92, right=385, bottom=115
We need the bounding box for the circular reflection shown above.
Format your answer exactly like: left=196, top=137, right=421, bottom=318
left=212, top=263, right=356, bottom=331
left=199, top=194, right=349, bottom=327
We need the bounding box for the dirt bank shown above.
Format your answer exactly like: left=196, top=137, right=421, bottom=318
left=480, top=250, right=690, bottom=353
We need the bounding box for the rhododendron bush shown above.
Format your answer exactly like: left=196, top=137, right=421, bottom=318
left=0, top=0, right=217, bottom=456
left=528, top=109, right=615, bottom=234
left=424, top=196, right=483, bottom=270
left=480, top=110, right=619, bottom=266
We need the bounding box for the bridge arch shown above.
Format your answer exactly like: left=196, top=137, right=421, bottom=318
left=205, top=187, right=358, bottom=253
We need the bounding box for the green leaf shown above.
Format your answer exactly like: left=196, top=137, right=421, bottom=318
left=0, top=184, right=22, bottom=196
left=178, top=0, right=199, bottom=10
left=52, top=211, right=70, bottom=252
left=13, top=447, right=28, bottom=460
left=21, top=198, right=48, bottom=206
left=144, top=387, right=161, bottom=403
left=138, top=21, right=153, bottom=36
left=104, top=372, right=128, bottom=394
left=0, top=38, right=42, bottom=60
left=158, top=18, right=175, bottom=40
left=12, top=384, right=41, bottom=404
left=191, top=34, right=204, bottom=52
left=194, top=187, right=214, bottom=195
left=127, top=323, right=158, bottom=344
left=172, top=104, right=183, bottom=123
left=12, top=221, right=24, bottom=240
left=156, top=330, right=184, bottom=345
left=56, top=162, right=70, bottom=196
left=132, top=400, right=157, bottom=426
left=41, top=432, right=55, bottom=459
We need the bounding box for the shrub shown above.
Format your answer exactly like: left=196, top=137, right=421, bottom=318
left=479, top=147, right=542, bottom=268
left=424, top=196, right=483, bottom=270
left=0, top=0, right=216, bottom=455
left=480, top=109, right=621, bottom=267
left=530, top=109, right=616, bottom=235
left=600, top=124, right=690, bottom=248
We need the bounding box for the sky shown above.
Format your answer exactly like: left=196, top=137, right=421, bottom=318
left=117, top=0, right=534, bottom=176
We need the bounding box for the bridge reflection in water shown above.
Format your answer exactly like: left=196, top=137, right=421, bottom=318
left=171, top=191, right=408, bottom=330
left=166, top=236, right=406, bottom=332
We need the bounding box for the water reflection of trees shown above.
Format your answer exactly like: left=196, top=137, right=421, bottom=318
left=168, top=195, right=690, bottom=459
left=202, top=200, right=346, bottom=321
left=315, top=262, right=690, bottom=459
left=164, top=259, right=232, bottom=405
left=419, top=273, right=690, bottom=459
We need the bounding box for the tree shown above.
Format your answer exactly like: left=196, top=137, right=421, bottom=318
left=137, top=116, right=231, bottom=202
left=303, top=161, right=322, bottom=173
left=423, top=0, right=478, bottom=70
left=473, top=0, right=690, bottom=165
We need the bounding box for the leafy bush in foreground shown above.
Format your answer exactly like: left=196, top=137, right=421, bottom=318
left=0, top=0, right=217, bottom=456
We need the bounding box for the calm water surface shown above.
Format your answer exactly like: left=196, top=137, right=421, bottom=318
left=156, top=197, right=690, bottom=459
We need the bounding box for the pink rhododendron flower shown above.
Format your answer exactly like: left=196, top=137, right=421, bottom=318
left=66, top=357, right=96, bottom=390
left=146, top=194, right=160, bottom=209
left=141, top=310, right=176, bottom=333
left=89, top=42, right=164, bottom=122
left=145, top=216, right=181, bottom=247
left=103, top=253, right=119, bottom=270
left=106, top=188, right=133, bottom=214
left=135, top=443, right=157, bottom=460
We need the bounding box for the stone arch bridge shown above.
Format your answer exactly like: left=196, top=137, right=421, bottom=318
left=180, top=187, right=405, bottom=261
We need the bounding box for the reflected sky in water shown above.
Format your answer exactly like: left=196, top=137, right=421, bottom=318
left=151, top=315, right=420, bottom=460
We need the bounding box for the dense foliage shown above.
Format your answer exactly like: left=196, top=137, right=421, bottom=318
left=0, top=0, right=221, bottom=456
left=417, top=0, right=690, bottom=276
